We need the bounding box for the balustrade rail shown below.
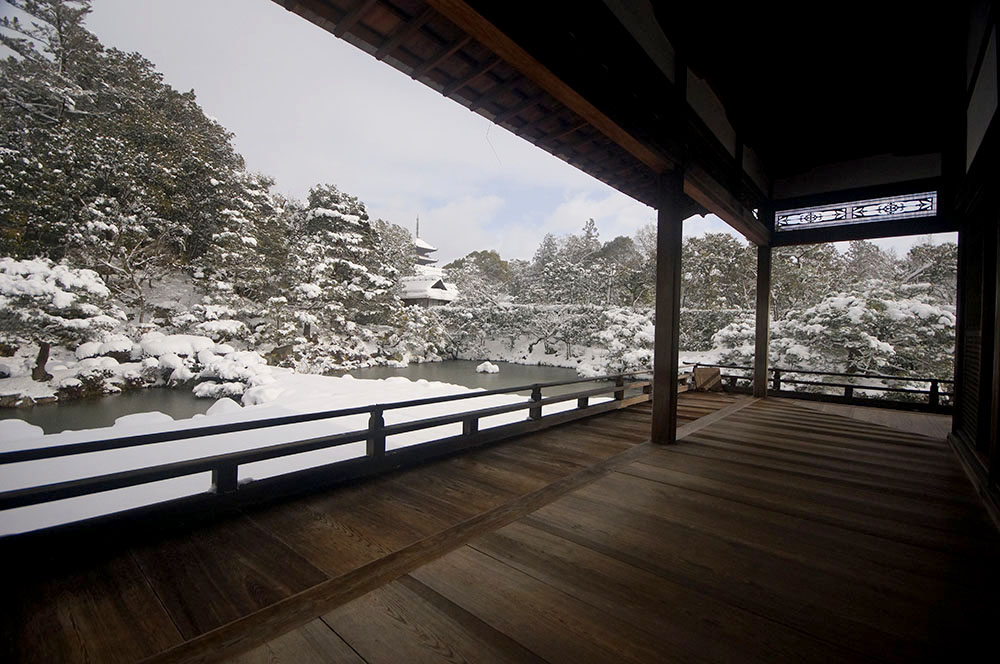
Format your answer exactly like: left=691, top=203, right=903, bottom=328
left=0, top=372, right=652, bottom=521
left=688, top=363, right=953, bottom=412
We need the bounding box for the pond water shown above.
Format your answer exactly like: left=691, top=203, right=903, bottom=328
left=0, top=388, right=215, bottom=435
left=0, top=360, right=586, bottom=435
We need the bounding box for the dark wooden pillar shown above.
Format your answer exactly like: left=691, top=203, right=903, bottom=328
left=990, top=220, right=1000, bottom=486
left=753, top=244, right=772, bottom=398
left=652, top=170, right=684, bottom=444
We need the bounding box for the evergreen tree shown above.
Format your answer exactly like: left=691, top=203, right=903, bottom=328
left=285, top=184, right=397, bottom=338
left=0, top=0, right=246, bottom=260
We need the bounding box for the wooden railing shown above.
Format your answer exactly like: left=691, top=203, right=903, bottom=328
left=0, top=372, right=652, bottom=518
left=688, top=363, right=953, bottom=413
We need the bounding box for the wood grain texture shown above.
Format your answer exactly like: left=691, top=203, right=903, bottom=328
left=4, top=549, right=183, bottom=664
left=321, top=397, right=998, bottom=664
left=324, top=575, right=546, bottom=663
left=226, top=619, right=363, bottom=664
left=131, top=514, right=329, bottom=639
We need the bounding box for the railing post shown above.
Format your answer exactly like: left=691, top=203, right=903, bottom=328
left=929, top=380, right=940, bottom=407
left=529, top=385, right=542, bottom=420
left=844, top=385, right=854, bottom=400
left=772, top=369, right=781, bottom=392
left=614, top=375, right=625, bottom=401
left=462, top=416, right=479, bottom=436
left=368, top=406, right=386, bottom=458
left=212, top=464, right=238, bottom=495
left=577, top=396, right=589, bottom=409
left=642, top=383, right=652, bottom=395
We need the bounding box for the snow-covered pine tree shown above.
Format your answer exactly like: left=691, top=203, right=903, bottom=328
left=0, top=0, right=246, bottom=261
left=0, top=256, right=123, bottom=380
left=286, top=184, right=397, bottom=338
left=64, top=195, right=184, bottom=324
left=197, top=172, right=285, bottom=301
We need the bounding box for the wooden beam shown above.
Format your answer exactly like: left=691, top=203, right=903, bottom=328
left=442, top=54, right=500, bottom=96
left=541, top=120, right=587, bottom=144
left=467, top=72, right=525, bottom=111
left=771, top=214, right=959, bottom=247
left=652, top=170, right=685, bottom=444
left=375, top=6, right=436, bottom=60
left=426, top=0, right=674, bottom=174
left=753, top=243, right=772, bottom=398
left=991, top=220, right=1000, bottom=486
left=683, top=162, right=770, bottom=245
left=493, top=91, right=546, bottom=124
left=333, top=0, right=378, bottom=37
left=410, top=34, right=472, bottom=78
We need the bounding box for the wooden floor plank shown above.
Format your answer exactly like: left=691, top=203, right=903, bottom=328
left=664, top=434, right=983, bottom=506
left=631, top=451, right=995, bottom=533
left=468, top=520, right=861, bottom=664
left=618, top=455, right=983, bottom=551
left=4, top=548, right=184, bottom=664
left=324, top=575, right=546, bottom=664
left=524, top=496, right=929, bottom=661
left=131, top=514, right=329, bottom=639
left=581, top=471, right=994, bottom=600
left=226, top=619, right=364, bottom=664
left=410, top=546, right=687, bottom=664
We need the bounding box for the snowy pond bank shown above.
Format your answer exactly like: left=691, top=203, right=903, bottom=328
left=0, top=365, right=608, bottom=536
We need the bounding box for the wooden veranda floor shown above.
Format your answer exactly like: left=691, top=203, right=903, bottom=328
left=5, top=393, right=998, bottom=663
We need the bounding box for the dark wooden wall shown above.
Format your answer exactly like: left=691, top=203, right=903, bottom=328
left=952, top=1, right=999, bottom=506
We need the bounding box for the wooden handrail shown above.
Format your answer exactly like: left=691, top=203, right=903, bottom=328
left=0, top=372, right=654, bottom=516
left=687, top=362, right=953, bottom=412
left=0, top=370, right=651, bottom=465
left=685, top=362, right=953, bottom=383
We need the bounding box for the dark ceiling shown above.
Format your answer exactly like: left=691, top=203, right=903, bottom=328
left=654, top=2, right=956, bottom=176
left=471, top=1, right=956, bottom=179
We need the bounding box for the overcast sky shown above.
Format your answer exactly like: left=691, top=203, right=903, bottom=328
left=19, top=1, right=956, bottom=261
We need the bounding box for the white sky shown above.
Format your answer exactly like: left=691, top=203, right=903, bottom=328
left=13, top=1, right=957, bottom=262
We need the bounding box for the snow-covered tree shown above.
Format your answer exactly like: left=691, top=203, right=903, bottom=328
left=0, top=257, right=122, bottom=379
left=64, top=196, right=185, bottom=324
left=196, top=172, right=286, bottom=302
left=285, top=184, right=397, bottom=338
left=0, top=0, right=246, bottom=260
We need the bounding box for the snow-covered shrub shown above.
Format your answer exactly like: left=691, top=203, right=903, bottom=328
left=193, top=349, right=273, bottom=400
left=195, top=319, right=249, bottom=342
left=594, top=308, right=655, bottom=375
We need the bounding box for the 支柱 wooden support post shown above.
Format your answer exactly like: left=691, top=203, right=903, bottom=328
left=929, top=380, right=940, bottom=408
left=577, top=396, right=589, bottom=409
left=529, top=385, right=542, bottom=420
left=753, top=242, right=772, bottom=398
left=614, top=376, right=625, bottom=400
left=367, top=407, right=386, bottom=458
left=772, top=369, right=782, bottom=392
left=462, top=417, right=479, bottom=436
left=652, top=170, right=684, bottom=444
left=212, top=464, right=238, bottom=495
left=642, top=383, right=652, bottom=395
left=844, top=386, right=854, bottom=400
